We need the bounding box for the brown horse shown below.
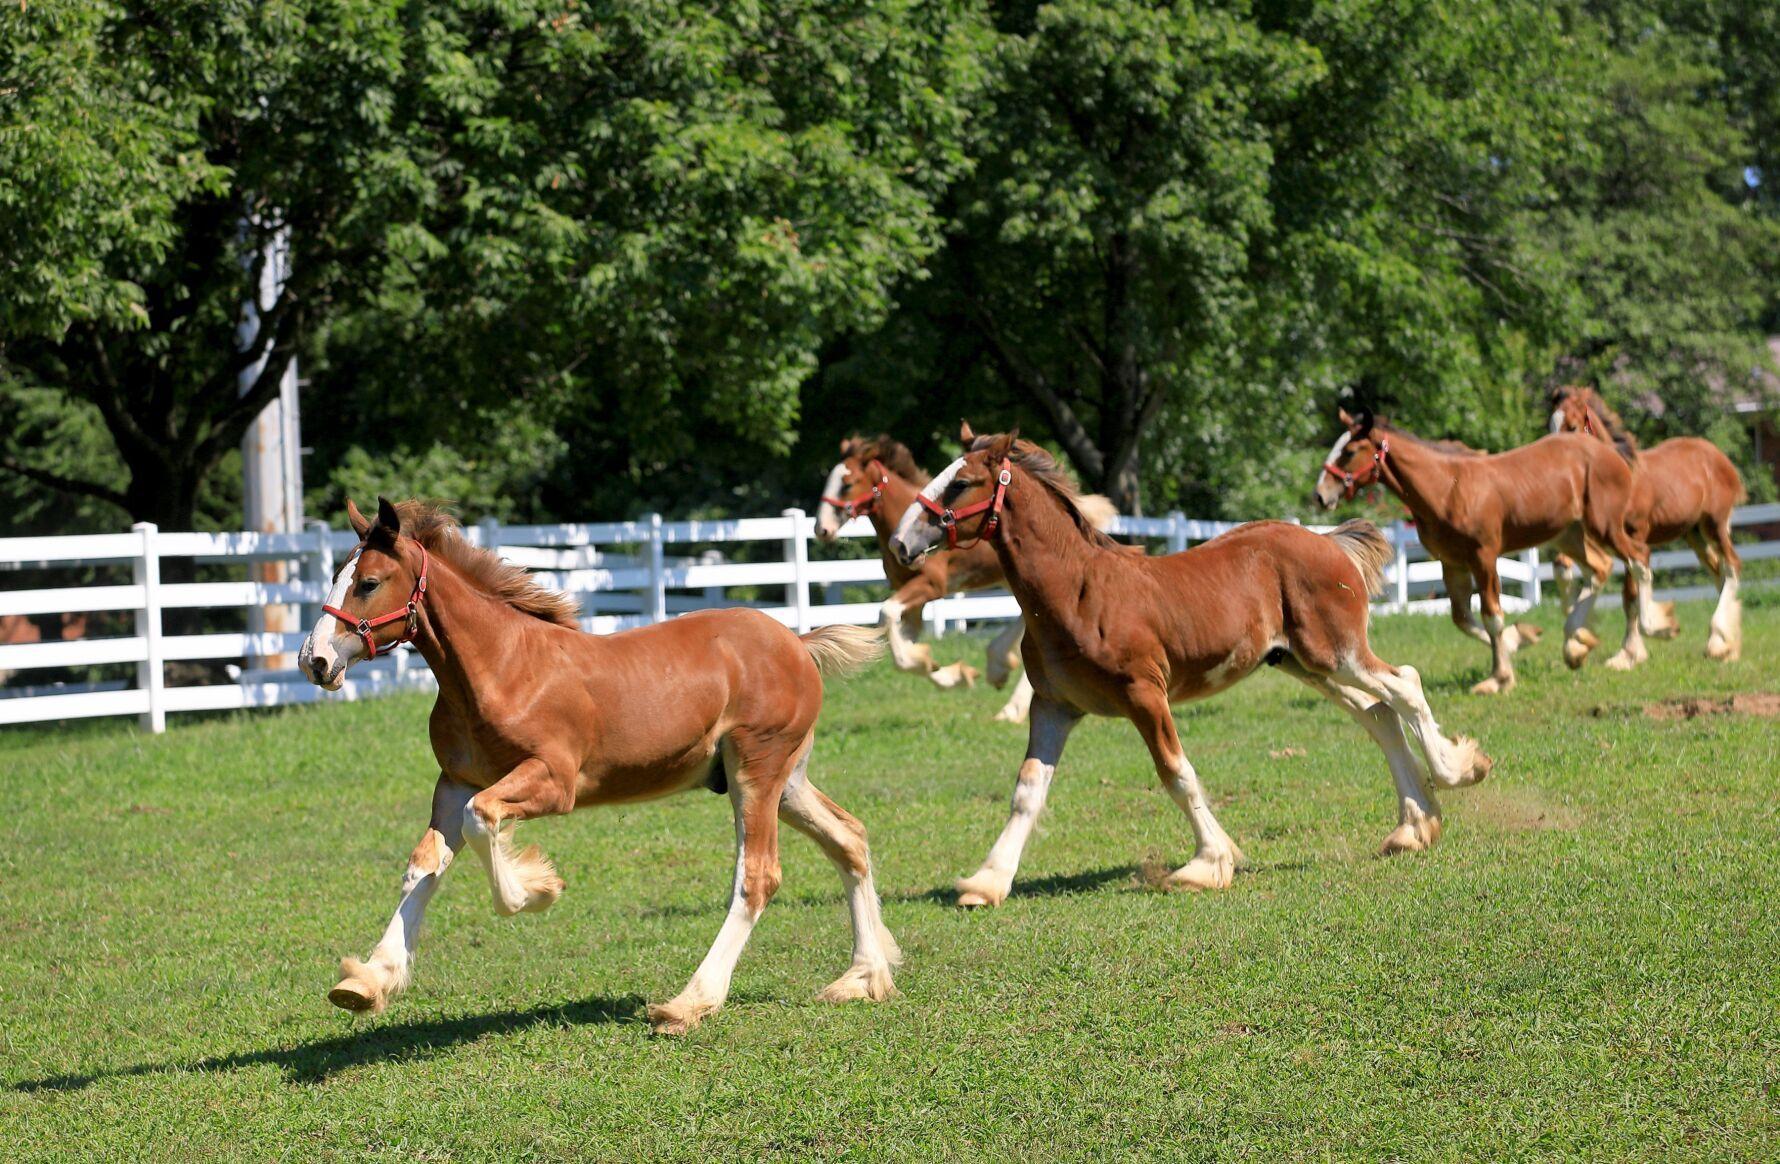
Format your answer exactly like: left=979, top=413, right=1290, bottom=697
left=815, top=433, right=1114, bottom=723
left=888, top=430, right=1490, bottom=908
left=1550, top=386, right=1745, bottom=661
left=297, top=499, right=898, bottom=1035
left=1314, top=407, right=1672, bottom=692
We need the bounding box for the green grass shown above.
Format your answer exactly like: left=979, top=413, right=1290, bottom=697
left=4, top=598, right=1779, bottom=1161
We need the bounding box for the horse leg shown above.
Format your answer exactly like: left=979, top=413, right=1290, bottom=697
left=1556, top=526, right=1603, bottom=668
left=1469, top=555, right=1520, bottom=695
left=777, top=745, right=900, bottom=1004
left=329, top=776, right=476, bottom=1013
left=1276, top=659, right=1441, bottom=855
left=992, top=670, right=1035, bottom=725
left=1605, top=569, right=1650, bottom=670
left=956, top=696, right=1081, bottom=907
left=986, top=617, right=1024, bottom=689
left=1442, top=562, right=1491, bottom=647
left=1705, top=514, right=1743, bottom=662
left=882, top=577, right=977, bottom=690
left=460, top=758, right=571, bottom=917
left=1126, top=685, right=1243, bottom=890
left=1332, top=652, right=1492, bottom=791
left=649, top=739, right=793, bottom=1035
left=1552, top=552, right=1581, bottom=615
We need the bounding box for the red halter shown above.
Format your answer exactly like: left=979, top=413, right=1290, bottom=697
left=917, top=458, right=1013, bottom=550
left=822, top=460, right=890, bottom=520
left=1322, top=438, right=1390, bottom=501
left=323, top=543, right=429, bottom=660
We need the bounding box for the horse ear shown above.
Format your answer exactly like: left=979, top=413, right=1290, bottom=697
left=1349, top=408, right=1374, bottom=436
left=345, top=499, right=371, bottom=537
left=376, top=496, right=402, bottom=535
left=985, top=430, right=1018, bottom=462
left=959, top=419, right=976, bottom=445
left=1337, top=406, right=1354, bottom=428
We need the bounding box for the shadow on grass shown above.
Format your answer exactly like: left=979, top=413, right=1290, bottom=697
left=890, top=864, right=1136, bottom=906
left=10, top=992, right=643, bottom=1093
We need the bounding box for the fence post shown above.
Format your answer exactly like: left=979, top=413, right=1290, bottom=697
left=782, top=507, right=811, bottom=633
left=646, top=513, right=667, bottom=624
left=1167, top=511, right=1188, bottom=554
left=1393, top=521, right=1411, bottom=610
left=1523, top=547, right=1541, bottom=607
left=478, top=514, right=500, bottom=553
left=304, top=518, right=334, bottom=631
left=132, top=522, right=166, bottom=734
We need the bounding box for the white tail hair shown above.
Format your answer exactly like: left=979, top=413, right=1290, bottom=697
left=801, top=625, right=886, bottom=678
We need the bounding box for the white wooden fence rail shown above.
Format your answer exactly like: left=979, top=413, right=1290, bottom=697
left=3, top=503, right=1776, bottom=732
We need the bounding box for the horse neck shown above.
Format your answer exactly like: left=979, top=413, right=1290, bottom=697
left=991, top=471, right=1099, bottom=616
left=409, top=552, right=542, bottom=712
left=1375, top=432, right=1459, bottom=520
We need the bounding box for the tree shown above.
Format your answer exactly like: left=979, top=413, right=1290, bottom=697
left=1, top=0, right=986, bottom=532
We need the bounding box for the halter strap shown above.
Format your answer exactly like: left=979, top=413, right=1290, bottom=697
left=1321, top=438, right=1389, bottom=501
left=822, top=460, right=891, bottom=521
left=322, top=542, right=430, bottom=660
left=917, top=458, right=1013, bottom=550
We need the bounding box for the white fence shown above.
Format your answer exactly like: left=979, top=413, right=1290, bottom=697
left=3, top=503, right=1776, bottom=732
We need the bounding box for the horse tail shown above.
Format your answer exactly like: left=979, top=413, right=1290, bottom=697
left=1324, top=519, right=1391, bottom=598
left=1073, top=494, right=1120, bottom=531
left=800, top=624, right=885, bottom=679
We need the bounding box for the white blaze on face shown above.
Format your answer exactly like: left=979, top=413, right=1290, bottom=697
left=892, top=456, right=966, bottom=559
left=1549, top=409, right=1566, bottom=434
left=815, top=461, right=850, bottom=537
left=1315, top=431, right=1354, bottom=505
left=298, top=551, right=360, bottom=690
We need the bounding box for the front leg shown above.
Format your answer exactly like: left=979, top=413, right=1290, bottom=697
left=957, top=697, right=1081, bottom=907
left=1128, top=686, right=1242, bottom=890
left=461, top=757, right=574, bottom=917
left=881, top=574, right=977, bottom=690
left=330, top=775, right=476, bottom=1014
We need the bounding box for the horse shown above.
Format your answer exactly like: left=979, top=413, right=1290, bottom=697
left=297, top=498, right=899, bottom=1035
left=1314, top=407, right=1673, bottom=692
left=1549, top=386, right=1745, bottom=661
left=887, top=429, right=1491, bottom=909
left=815, top=431, right=1116, bottom=723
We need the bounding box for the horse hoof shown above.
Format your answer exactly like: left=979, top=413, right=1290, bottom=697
left=1562, top=637, right=1593, bottom=669
left=1513, top=622, right=1543, bottom=646
left=327, top=979, right=381, bottom=1013
left=646, top=999, right=712, bottom=1036
left=1165, top=856, right=1235, bottom=892
left=956, top=871, right=1010, bottom=908
left=1705, top=638, right=1740, bottom=663
left=816, top=962, right=897, bottom=1004
left=990, top=707, right=1029, bottom=725
left=1470, top=677, right=1512, bottom=696
left=1379, top=817, right=1441, bottom=855
left=1604, top=651, right=1637, bottom=671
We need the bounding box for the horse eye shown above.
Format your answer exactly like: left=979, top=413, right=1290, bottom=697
left=357, top=578, right=380, bottom=594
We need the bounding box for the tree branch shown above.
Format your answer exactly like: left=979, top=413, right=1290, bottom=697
left=0, top=455, right=129, bottom=510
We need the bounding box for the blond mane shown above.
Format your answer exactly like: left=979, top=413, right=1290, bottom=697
left=392, top=501, right=581, bottom=629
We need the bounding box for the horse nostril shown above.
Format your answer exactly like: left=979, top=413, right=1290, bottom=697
left=310, top=658, right=329, bottom=682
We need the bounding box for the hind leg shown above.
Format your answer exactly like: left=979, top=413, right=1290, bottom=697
left=1128, top=686, right=1242, bottom=890
left=778, top=748, right=899, bottom=1004
left=992, top=669, right=1034, bottom=724
left=1333, top=652, right=1491, bottom=791
left=1705, top=516, right=1742, bottom=662
left=330, top=776, right=475, bottom=1014
left=649, top=740, right=793, bottom=1035
left=1555, top=526, right=1603, bottom=668
left=461, top=759, right=571, bottom=917
left=882, top=578, right=977, bottom=690
left=1552, top=553, right=1581, bottom=615
left=986, top=618, right=1024, bottom=689
left=1469, top=555, right=1522, bottom=695
left=1277, top=660, right=1441, bottom=855
left=956, top=696, right=1081, bottom=907
left=1605, top=570, right=1650, bottom=670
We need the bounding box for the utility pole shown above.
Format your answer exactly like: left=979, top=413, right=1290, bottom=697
left=238, top=223, right=304, bottom=674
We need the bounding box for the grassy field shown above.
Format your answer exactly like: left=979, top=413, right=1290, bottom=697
left=3, top=596, right=1778, bottom=1161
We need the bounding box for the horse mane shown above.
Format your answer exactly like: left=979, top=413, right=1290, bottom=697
left=1375, top=420, right=1487, bottom=458
left=996, top=439, right=1126, bottom=551
left=848, top=434, right=930, bottom=485
left=392, top=501, right=581, bottom=629
left=1551, top=384, right=1639, bottom=463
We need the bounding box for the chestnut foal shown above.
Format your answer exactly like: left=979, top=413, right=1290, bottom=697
left=298, top=499, right=898, bottom=1035
left=815, top=432, right=1113, bottom=723
left=1314, top=407, right=1672, bottom=691
left=890, top=433, right=1491, bottom=908
left=1550, top=386, right=1746, bottom=661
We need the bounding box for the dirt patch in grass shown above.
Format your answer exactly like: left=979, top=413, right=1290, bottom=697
left=1643, top=693, right=1780, bottom=721
left=1463, top=784, right=1583, bottom=834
